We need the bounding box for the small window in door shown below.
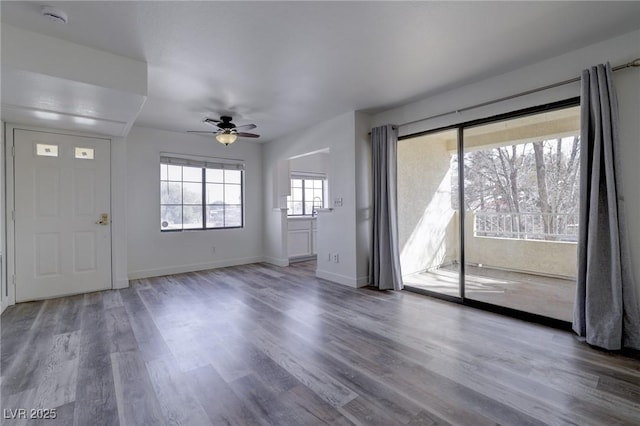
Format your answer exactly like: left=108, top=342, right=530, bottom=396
left=36, top=143, right=58, bottom=157
left=75, top=147, right=95, bottom=160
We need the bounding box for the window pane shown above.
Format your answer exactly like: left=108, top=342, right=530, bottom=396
left=225, top=184, right=242, bottom=204
left=161, top=206, right=182, bottom=230
left=206, top=205, right=224, bottom=228
left=305, top=201, right=314, bottom=215
left=206, top=168, right=224, bottom=183
left=183, top=182, right=202, bottom=204
left=225, top=169, right=241, bottom=184
left=160, top=164, right=168, bottom=180
left=168, top=165, right=182, bottom=181
left=287, top=201, right=294, bottom=215
left=75, top=147, right=94, bottom=160
left=292, top=187, right=302, bottom=201
left=183, top=166, right=202, bottom=182
left=292, top=179, right=303, bottom=188
left=161, top=182, right=182, bottom=204
left=225, top=205, right=242, bottom=227
left=206, top=183, right=224, bottom=204
left=305, top=187, right=314, bottom=201
left=36, top=143, right=58, bottom=157
left=183, top=206, right=203, bottom=229
left=292, top=202, right=303, bottom=215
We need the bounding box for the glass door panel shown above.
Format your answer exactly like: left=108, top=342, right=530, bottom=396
left=462, top=106, right=580, bottom=321
left=398, top=129, right=461, bottom=297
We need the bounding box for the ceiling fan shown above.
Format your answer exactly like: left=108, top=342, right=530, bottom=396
left=188, top=116, right=260, bottom=146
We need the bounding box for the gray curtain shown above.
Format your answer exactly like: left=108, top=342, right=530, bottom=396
left=573, top=63, right=640, bottom=350
left=369, top=125, right=403, bottom=290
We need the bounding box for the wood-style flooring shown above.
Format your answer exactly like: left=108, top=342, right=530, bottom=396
left=1, top=261, right=640, bottom=425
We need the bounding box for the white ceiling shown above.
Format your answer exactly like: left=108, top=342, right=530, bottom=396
left=2, top=1, right=639, bottom=142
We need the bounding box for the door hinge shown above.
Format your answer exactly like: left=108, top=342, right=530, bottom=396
left=11, top=145, right=15, bottom=157
left=11, top=211, right=15, bottom=221
left=12, top=275, right=16, bottom=287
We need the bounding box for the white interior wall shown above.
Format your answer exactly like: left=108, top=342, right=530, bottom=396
left=354, top=112, right=371, bottom=283
left=126, top=126, right=263, bottom=279
left=263, top=111, right=368, bottom=287
left=1, top=120, right=5, bottom=313
left=373, top=29, right=640, bottom=304
left=289, top=152, right=329, bottom=175
left=111, top=136, right=129, bottom=288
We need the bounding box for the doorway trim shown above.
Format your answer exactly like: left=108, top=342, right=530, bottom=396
left=4, top=123, right=126, bottom=308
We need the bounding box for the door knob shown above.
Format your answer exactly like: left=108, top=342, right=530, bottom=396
left=96, top=213, right=109, bottom=225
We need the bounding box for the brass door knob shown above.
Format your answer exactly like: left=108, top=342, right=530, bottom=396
left=96, top=213, right=109, bottom=225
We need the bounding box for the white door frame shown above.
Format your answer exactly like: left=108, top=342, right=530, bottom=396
left=4, top=124, right=125, bottom=308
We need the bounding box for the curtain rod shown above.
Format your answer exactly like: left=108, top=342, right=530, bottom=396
left=371, top=58, right=640, bottom=133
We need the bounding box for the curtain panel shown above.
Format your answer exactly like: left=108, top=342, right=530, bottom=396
left=573, top=63, right=640, bottom=350
left=369, top=125, right=403, bottom=290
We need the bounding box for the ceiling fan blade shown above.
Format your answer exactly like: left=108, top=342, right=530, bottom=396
left=236, top=132, right=260, bottom=138
left=203, top=118, right=221, bottom=124
left=187, top=131, right=219, bottom=134
left=235, top=123, right=257, bottom=131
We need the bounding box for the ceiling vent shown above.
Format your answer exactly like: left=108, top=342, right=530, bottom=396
left=41, top=6, right=68, bottom=24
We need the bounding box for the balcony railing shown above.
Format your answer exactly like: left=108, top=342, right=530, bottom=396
left=474, top=212, right=579, bottom=242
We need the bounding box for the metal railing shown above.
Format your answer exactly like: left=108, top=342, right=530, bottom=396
left=474, top=212, right=579, bottom=242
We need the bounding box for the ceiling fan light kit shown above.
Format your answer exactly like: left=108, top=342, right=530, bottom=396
left=216, top=133, right=238, bottom=146
left=188, top=115, right=260, bottom=146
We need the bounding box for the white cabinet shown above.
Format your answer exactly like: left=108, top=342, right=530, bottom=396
left=287, top=218, right=317, bottom=259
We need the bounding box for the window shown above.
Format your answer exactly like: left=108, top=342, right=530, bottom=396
left=75, top=147, right=95, bottom=159
left=160, top=155, right=244, bottom=231
left=287, top=175, right=326, bottom=216
left=36, top=143, right=58, bottom=157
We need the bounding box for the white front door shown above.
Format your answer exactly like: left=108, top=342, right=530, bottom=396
left=15, top=129, right=111, bottom=302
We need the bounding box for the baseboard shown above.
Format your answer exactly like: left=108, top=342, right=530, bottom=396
left=289, top=255, right=317, bottom=264
left=263, top=257, right=289, bottom=267
left=113, top=279, right=130, bottom=290
left=316, top=269, right=362, bottom=288
left=1, top=299, right=9, bottom=315
left=356, top=275, right=369, bottom=288
left=128, top=256, right=265, bottom=280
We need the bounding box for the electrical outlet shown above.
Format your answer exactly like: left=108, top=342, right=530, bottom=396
left=333, top=197, right=343, bottom=207
left=332, top=253, right=339, bottom=263
left=327, top=253, right=332, bottom=262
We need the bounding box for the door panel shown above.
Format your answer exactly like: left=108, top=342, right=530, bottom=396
left=397, top=129, right=461, bottom=297
left=15, top=129, right=111, bottom=302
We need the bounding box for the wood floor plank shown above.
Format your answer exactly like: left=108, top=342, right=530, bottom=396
left=119, top=287, right=172, bottom=362
left=145, top=356, right=211, bottom=426
left=110, top=351, right=164, bottom=426
left=104, top=306, right=138, bottom=354
left=185, top=364, right=262, bottom=426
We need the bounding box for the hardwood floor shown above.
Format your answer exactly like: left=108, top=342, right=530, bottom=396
left=2, top=261, right=640, bottom=425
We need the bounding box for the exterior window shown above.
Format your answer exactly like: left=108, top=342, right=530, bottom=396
left=160, top=155, right=244, bottom=231
left=287, top=176, right=325, bottom=216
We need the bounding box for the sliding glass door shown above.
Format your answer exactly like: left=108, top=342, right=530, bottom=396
left=397, top=129, right=460, bottom=297
left=462, top=106, right=579, bottom=321
left=398, top=102, right=580, bottom=323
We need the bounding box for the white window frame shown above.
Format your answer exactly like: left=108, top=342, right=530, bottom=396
left=160, top=154, right=245, bottom=231
left=287, top=173, right=327, bottom=216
